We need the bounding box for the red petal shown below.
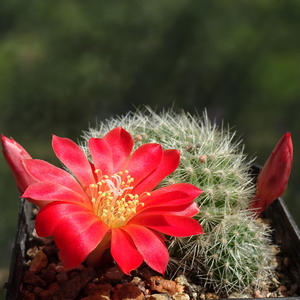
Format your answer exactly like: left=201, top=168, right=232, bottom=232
left=111, top=228, right=143, bottom=274
left=35, top=202, right=92, bottom=237
left=136, top=202, right=200, bottom=217
left=175, top=202, right=200, bottom=216
left=132, top=149, right=180, bottom=194
left=23, top=159, right=86, bottom=198
left=23, top=182, right=90, bottom=206
left=53, top=210, right=106, bottom=249
left=52, top=135, right=95, bottom=189
left=102, top=127, right=133, bottom=173
left=58, top=221, right=109, bottom=269
left=138, top=183, right=203, bottom=211
left=122, top=224, right=169, bottom=274
left=127, top=143, right=163, bottom=187
left=129, top=215, right=204, bottom=237
left=89, top=138, right=113, bottom=176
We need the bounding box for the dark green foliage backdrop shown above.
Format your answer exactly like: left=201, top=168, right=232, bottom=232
left=1, top=0, right=300, bottom=272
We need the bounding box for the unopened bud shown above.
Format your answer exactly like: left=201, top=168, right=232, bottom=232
left=250, top=133, right=293, bottom=216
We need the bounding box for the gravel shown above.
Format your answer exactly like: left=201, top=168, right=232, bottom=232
left=18, top=235, right=299, bottom=300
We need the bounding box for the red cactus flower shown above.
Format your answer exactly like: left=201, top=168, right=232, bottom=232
left=21, top=127, right=204, bottom=274
left=1, top=135, right=36, bottom=194
left=251, top=132, right=293, bottom=216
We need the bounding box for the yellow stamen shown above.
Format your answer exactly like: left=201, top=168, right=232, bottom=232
left=88, top=169, right=149, bottom=228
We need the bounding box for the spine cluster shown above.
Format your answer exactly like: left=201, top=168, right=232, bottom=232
left=82, top=108, right=276, bottom=295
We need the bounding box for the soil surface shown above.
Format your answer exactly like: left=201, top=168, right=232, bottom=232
left=18, top=234, right=299, bottom=300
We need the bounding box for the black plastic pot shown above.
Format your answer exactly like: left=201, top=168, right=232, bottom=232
left=6, top=198, right=34, bottom=300
left=5, top=195, right=300, bottom=300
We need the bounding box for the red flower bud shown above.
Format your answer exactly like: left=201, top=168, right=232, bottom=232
left=251, top=132, right=293, bottom=216
left=1, top=135, right=36, bottom=194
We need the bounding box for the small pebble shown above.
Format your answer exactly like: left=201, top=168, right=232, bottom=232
left=173, top=292, right=190, bottom=300
left=104, top=265, right=125, bottom=281
left=23, top=271, right=46, bottom=287
left=56, top=271, right=69, bottom=284
left=175, top=275, right=188, bottom=286
left=39, top=267, right=57, bottom=285
left=112, top=284, right=144, bottom=300
left=146, top=294, right=170, bottom=300
left=85, top=282, right=112, bottom=297
left=26, top=246, right=39, bottom=258
left=55, top=261, right=65, bottom=273
left=278, top=285, right=288, bottom=297
left=148, top=276, right=178, bottom=295
left=29, top=250, right=48, bottom=274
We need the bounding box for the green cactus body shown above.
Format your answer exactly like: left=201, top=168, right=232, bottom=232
left=82, top=108, right=276, bottom=294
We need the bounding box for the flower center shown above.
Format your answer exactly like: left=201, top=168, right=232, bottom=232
left=89, top=170, right=146, bottom=228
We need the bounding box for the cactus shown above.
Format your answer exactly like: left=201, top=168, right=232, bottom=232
left=82, top=107, right=276, bottom=295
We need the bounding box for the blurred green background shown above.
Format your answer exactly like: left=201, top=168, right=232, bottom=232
left=1, top=0, right=300, bottom=289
